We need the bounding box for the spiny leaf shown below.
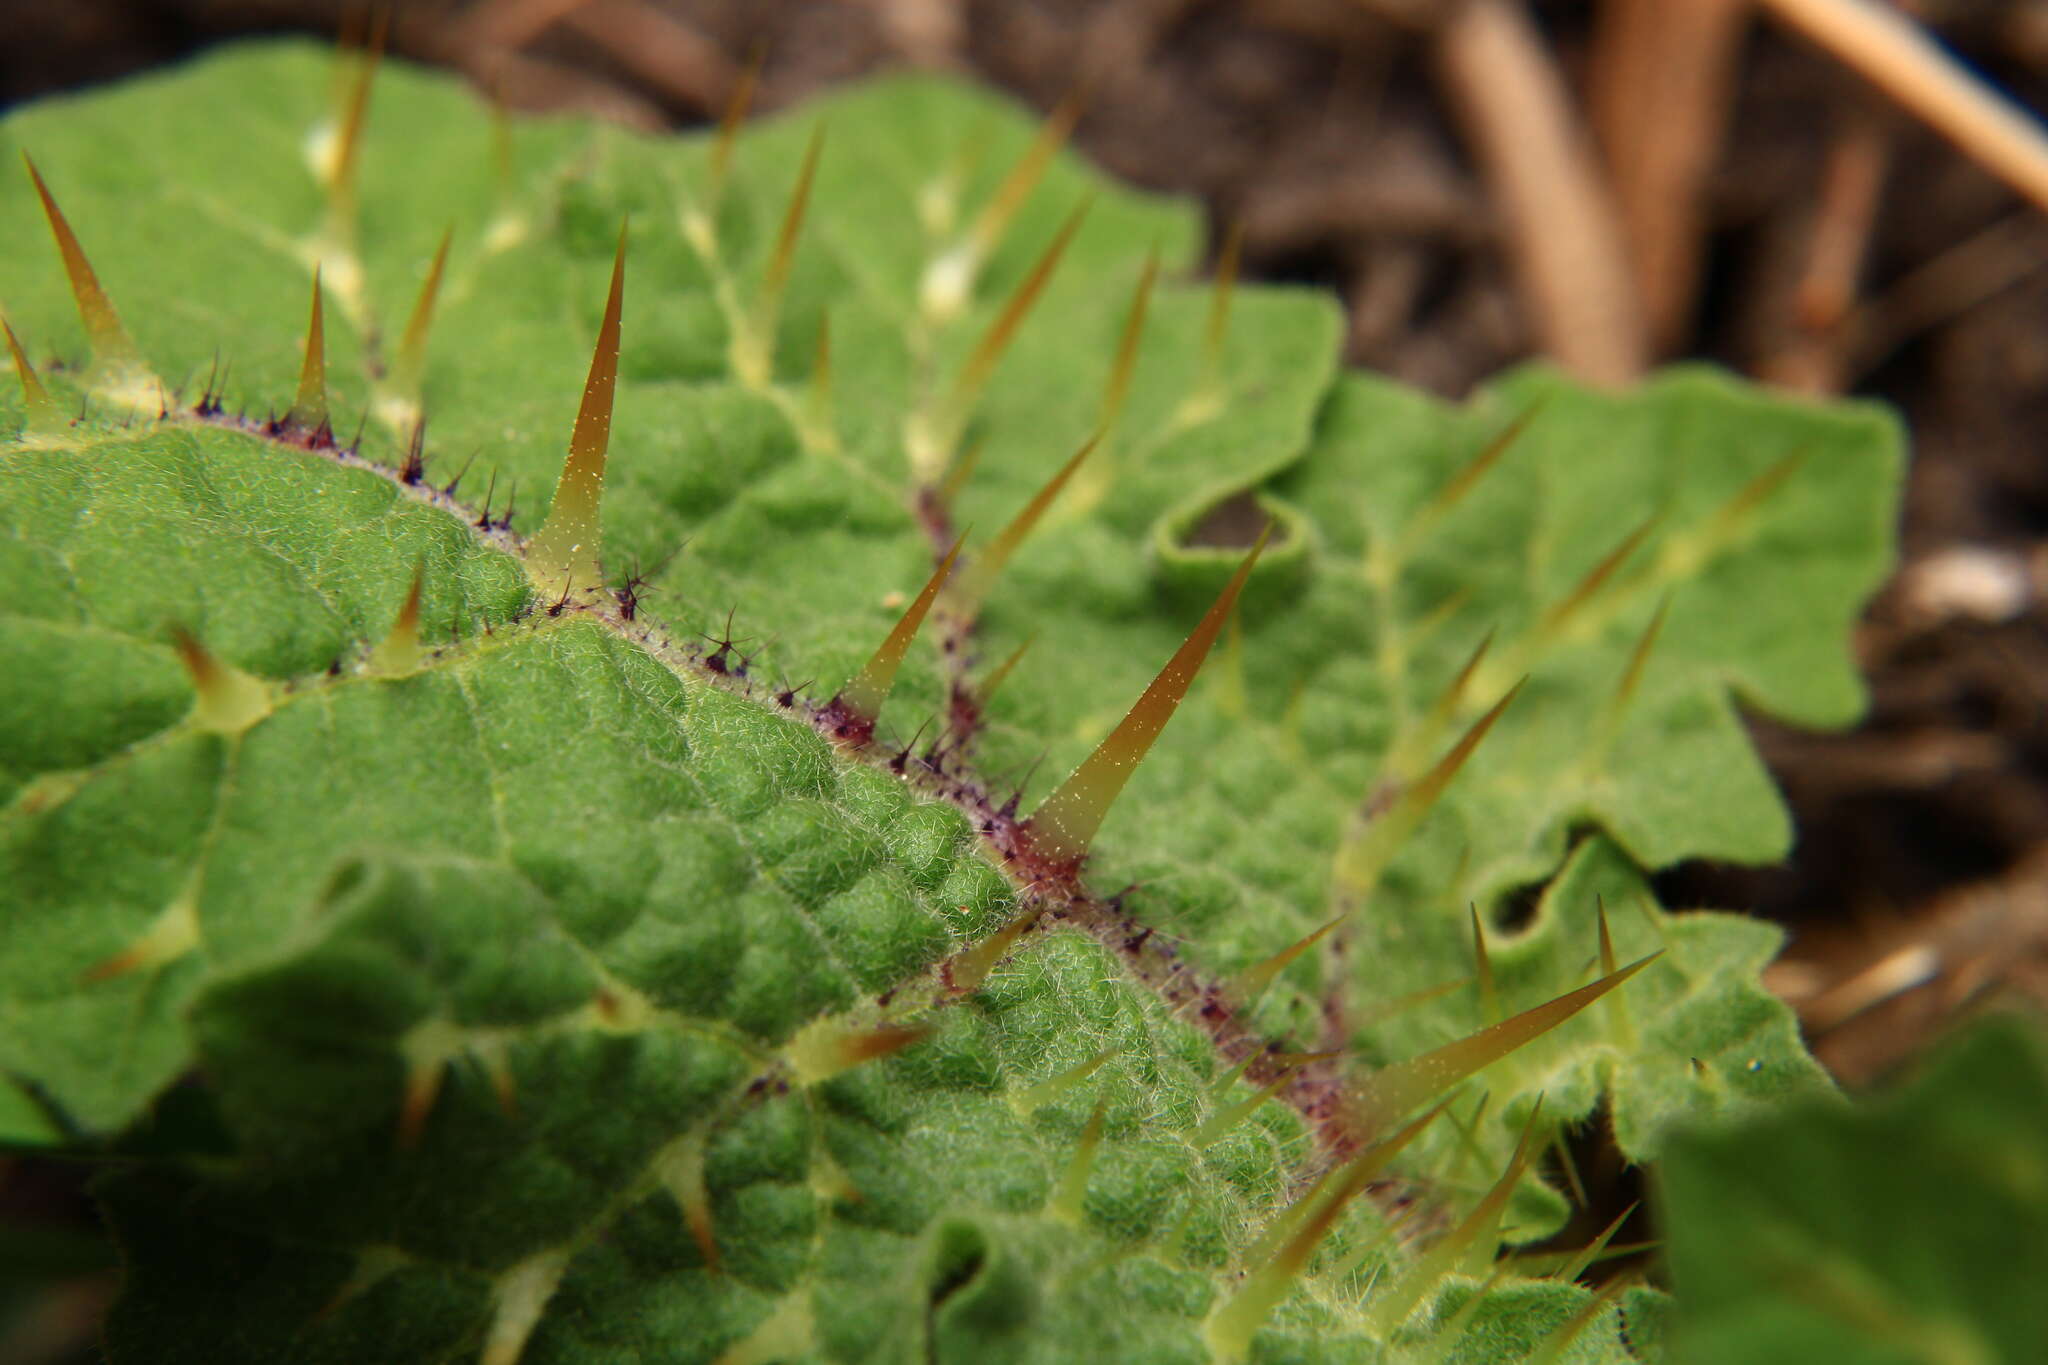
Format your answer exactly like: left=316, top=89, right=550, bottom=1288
left=0, top=45, right=1902, bottom=1365
left=526, top=225, right=626, bottom=602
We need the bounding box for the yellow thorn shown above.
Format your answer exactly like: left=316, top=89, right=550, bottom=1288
left=1359, top=957, right=1659, bottom=1125
left=951, top=434, right=1098, bottom=616
left=709, top=42, right=765, bottom=195
left=1390, top=628, right=1495, bottom=777
left=825, top=534, right=967, bottom=743
left=713, top=1294, right=814, bottom=1365
left=1532, top=518, right=1659, bottom=649
left=1218, top=609, right=1250, bottom=720
left=366, top=561, right=425, bottom=675
left=1364, top=1101, right=1546, bottom=1334
left=1408, top=587, right=1477, bottom=650
left=1050, top=1094, right=1108, bottom=1223
left=1240, top=1162, right=1344, bottom=1274
left=802, top=311, right=834, bottom=448
left=1551, top=1128, right=1588, bottom=1208
left=1524, top=1278, right=1632, bottom=1365
left=1595, top=897, right=1636, bottom=1048
left=22, top=153, right=152, bottom=397
left=1192, top=1068, right=1295, bottom=1146
left=786, top=1018, right=933, bottom=1085
left=945, top=902, right=1045, bottom=994
left=1022, top=525, right=1271, bottom=867
left=1208, top=1049, right=1260, bottom=1099
left=734, top=125, right=823, bottom=390
left=956, top=202, right=1087, bottom=406
left=1232, top=915, right=1343, bottom=1007
left=387, top=228, right=452, bottom=409
left=809, top=1143, right=863, bottom=1205
left=653, top=1132, right=721, bottom=1272
left=479, top=1247, right=572, bottom=1365
left=322, top=16, right=384, bottom=247
left=1416, top=1264, right=1515, bottom=1365
left=171, top=628, right=273, bottom=734
left=1351, top=974, right=1474, bottom=1034
left=1280, top=675, right=1308, bottom=746
left=395, top=1016, right=467, bottom=1148
left=1554, top=1200, right=1639, bottom=1284
left=2, top=316, right=63, bottom=435
left=483, top=81, right=528, bottom=255
left=911, top=201, right=1089, bottom=480
left=1207, top=1098, right=1450, bottom=1361
left=918, top=129, right=981, bottom=239
left=313, top=1246, right=410, bottom=1323
left=528, top=226, right=627, bottom=600
left=1584, top=598, right=1671, bottom=776
left=1190, top=218, right=1244, bottom=417
left=1663, top=448, right=1811, bottom=579
left=970, top=88, right=1085, bottom=263
left=921, top=89, right=1085, bottom=324
left=397, top=1056, right=446, bottom=1150
left=1470, top=905, right=1501, bottom=1025
left=1337, top=680, right=1523, bottom=900
left=82, top=875, right=201, bottom=983
left=286, top=265, right=331, bottom=437
left=937, top=436, right=985, bottom=507
left=1443, top=1091, right=1496, bottom=1182
left=1399, top=404, right=1544, bottom=556
left=1334, top=1202, right=1425, bottom=1284
left=979, top=634, right=1034, bottom=706
left=1613, top=596, right=1669, bottom=718
left=1596, top=897, right=1618, bottom=978
left=1012, top=1046, right=1117, bottom=1117
left=1099, top=252, right=1157, bottom=435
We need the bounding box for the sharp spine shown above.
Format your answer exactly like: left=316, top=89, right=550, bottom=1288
left=1021, top=525, right=1271, bottom=870
left=527, top=226, right=627, bottom=602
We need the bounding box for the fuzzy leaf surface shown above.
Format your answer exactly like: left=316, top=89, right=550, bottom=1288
left=0, top=43, right=1901, bottom=1364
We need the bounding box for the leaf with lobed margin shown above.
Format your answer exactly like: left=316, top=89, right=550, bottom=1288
left=0, top=41, right=1903, bottom=1365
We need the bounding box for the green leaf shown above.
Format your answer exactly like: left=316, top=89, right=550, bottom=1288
left=0, top=40, right=1902, bottom=1363
left=1661, top=1017, right=2048, bottom=1365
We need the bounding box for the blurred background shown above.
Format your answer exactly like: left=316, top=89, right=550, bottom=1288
left=4, top=0, right=2048, bottom=1352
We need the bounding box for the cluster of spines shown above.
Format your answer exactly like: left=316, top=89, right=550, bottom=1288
left=0, top=49, right=1800, bottom=1365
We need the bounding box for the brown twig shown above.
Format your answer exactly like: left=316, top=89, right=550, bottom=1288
left=1588, top=0, right=1751, bottom=352
left=451, top=44, right=668, bottom=129
left=456, top=0, right=731, bottom=114
left=851, top=0, right=967, bottom=67
left=460, top=0, right=594, bottom=51
left=1431, top=0, right=1647, bottom=386
left=1758, top=0, right=2048, bottom=218
left=558, top=0, right=734, bottom=113
left=1759, top=112, right=1891, bottom=393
